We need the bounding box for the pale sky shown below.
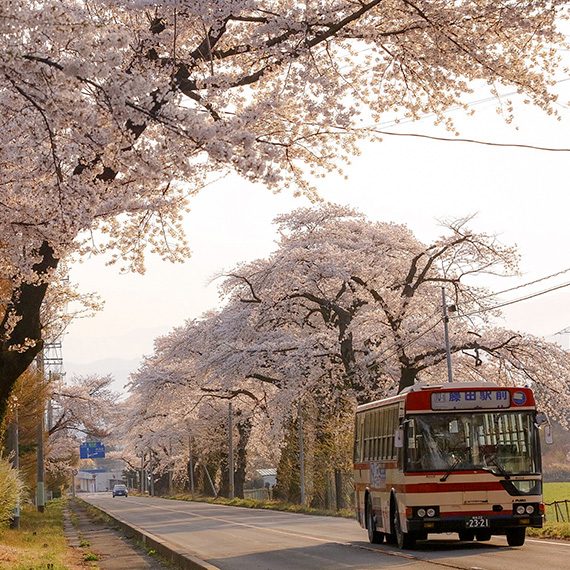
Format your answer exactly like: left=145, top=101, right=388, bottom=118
left=63, top=79, right=570, bottom=392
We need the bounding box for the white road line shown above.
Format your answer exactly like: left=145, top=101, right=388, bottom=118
left=88, top=498, right=470, bottom=568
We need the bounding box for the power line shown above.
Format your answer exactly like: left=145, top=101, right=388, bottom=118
left=365, top=76, right=570, bottom=152
left=477, top=266, right=570, bottom=300
left=369, top=128, right=570, bottom=152
left=456, top=280, right=570, bottom=318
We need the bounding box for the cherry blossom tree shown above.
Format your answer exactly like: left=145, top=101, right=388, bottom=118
left=1, top=0, right=567, bottom=423
left=124, top=205, right=570, bottom=505
left=46, top=374, right=119, bottom=491
left=122, top=313, right=292, bottom=496
left=214, top=205, right=570, bottom=423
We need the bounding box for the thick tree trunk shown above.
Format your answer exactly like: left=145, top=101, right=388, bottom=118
left=398, top=366, right=418, bottom=393
left=0, top=242, right=58, bottom=424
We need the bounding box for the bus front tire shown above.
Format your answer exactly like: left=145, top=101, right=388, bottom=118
left=366, top=496, right=384, bottom=544
left=393, top=502, right=416, bottom=549
left=506, top=527, right=526, bottom=547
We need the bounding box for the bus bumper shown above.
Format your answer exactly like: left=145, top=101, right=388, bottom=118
left=407, top=515, right=543, bottom=534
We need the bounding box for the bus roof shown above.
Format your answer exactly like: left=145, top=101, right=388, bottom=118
left=356, top=382, right=536, bottom=413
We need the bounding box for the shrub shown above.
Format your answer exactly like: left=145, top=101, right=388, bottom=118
left=0, top=456, right=24, bottom=527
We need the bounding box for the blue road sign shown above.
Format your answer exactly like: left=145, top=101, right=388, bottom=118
left=80, top=441, right=105, bottom=459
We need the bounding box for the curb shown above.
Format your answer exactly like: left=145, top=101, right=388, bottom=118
left=76, top=498, right=219, bottom=570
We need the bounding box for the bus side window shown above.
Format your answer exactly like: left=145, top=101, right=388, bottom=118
left=354, top=415, right=362, bottom=462
left=406, top=418, right=421, bottom=470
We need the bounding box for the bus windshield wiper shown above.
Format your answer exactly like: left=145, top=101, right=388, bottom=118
left=482, top=455, right=511, bottom=480
left=440, top=454, right=463, bottom=482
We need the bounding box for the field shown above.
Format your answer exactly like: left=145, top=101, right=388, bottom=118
left=527, top=481, right=570, bottom=539
left=543, top=481, right=570, bottom=522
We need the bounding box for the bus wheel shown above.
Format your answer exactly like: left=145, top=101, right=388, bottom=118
left=475, top=530, right=491, bottom=542
left=506, top=527, right=526, bottom=547
left=393, top=501, right=416, bottom=549
left=458, top=530, right=475, bottom=541
left=366, top=496, right=384, bottom=544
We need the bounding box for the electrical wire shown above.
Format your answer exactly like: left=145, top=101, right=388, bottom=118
left=368, top=129, right=570, bottom=152
left=477, top=266, right=570, bottom=300
left=456, top=280, right=570, bottom=318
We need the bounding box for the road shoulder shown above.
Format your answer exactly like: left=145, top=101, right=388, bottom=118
left=64, top=497, right=171, bottom=569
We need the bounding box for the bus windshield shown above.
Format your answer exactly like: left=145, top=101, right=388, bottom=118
left=405, top=411, right=539, bottom=475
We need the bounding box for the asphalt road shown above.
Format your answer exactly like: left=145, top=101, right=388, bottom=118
left=81, top=493, right=569, bottom=570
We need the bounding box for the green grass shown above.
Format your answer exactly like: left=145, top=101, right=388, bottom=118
left=0, top=498, right=75, bottom=569
left=167, top=493, right=355, bottom=519
left=526, top=482, right=570, bottom=539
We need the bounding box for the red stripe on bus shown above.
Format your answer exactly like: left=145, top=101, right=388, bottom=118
left=440, top=510, right=505, bottom=518
left=395, top=481, right=504, bottom=493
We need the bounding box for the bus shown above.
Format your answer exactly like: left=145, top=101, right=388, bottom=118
left=353, top=381, right=552, bottom=548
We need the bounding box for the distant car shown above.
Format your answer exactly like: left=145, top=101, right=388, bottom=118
left=112, top=484, right=128, bottom=497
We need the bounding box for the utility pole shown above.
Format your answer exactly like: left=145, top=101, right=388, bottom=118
left=168, top=439, right=173, bottom=495
left=298, top=399, right=306, bottom=506
left=140, top=451, right=145, bottom=494
left=8, top=400, right=20, bottom=528
left=36, top=352, right=46, bottom=513
left=188, top=435, right=195, bottom=497
left=228, top=402, right=235, bottom=499
left=441, top=287, right=453, bottom=383
left=149, top=452, right=154, bottom=496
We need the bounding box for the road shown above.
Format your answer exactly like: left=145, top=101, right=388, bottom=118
left=81, top=493, right=568, bottom=570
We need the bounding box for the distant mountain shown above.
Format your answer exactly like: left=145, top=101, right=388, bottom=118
left=65, top=358, right=141, bottom=394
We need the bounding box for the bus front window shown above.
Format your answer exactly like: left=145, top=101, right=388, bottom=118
left=405, top=412, right=539, bottom=475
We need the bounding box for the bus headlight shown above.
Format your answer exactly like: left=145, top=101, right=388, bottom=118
left=413, top=506, right=439, bottom=518
left=525, top=505, right=534, bottom=514
left=516, top=505, right=526, bottom=515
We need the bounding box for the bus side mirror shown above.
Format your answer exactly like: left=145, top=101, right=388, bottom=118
left=535, top=412, right=549, bottom=427
left=535, top=411, right=553, bottom=444
left=544, top=424, right=553, bottom=445
left=395, top=427, right=404, bottom=448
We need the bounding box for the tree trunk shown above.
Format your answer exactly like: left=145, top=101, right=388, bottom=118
left=334, top=469, right=346, bottom=510
left=219, top=453, right=230, bottom=498
left=235, top=418, right=252, bottom=499
left=0, top=242, right=58, bottom=424
left=398, top=365, right=418, bottom=394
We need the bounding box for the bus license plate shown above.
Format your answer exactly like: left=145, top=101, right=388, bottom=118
left=466, top=516, right=489, bottom=528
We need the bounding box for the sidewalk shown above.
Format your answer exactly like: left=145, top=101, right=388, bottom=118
left=64, top=498, right=169, bottom=569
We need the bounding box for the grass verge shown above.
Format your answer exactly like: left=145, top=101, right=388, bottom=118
left=167, top=493, right=355, bottom=519
left=0, top=498, right=77, bottom=570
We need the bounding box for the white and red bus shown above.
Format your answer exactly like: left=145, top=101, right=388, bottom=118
left=353, top=382, right=552, bottom=548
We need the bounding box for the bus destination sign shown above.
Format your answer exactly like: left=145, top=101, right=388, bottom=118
left=431, top=390, right=511, bottom=410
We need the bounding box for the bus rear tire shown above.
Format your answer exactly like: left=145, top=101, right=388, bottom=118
left=506, top=527, right=526, bottom=547
left=393, top=501, right=416, bottom=549
left=366, top=496, right=384, bottom=544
